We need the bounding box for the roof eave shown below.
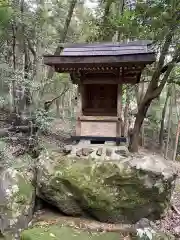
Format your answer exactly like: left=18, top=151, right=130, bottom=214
left=44, top=52, right=156, bottom=69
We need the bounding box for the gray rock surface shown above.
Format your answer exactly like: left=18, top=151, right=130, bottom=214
left=0, top=167, right=35, bottom=238
left=37, top=149, right=177, bottom=224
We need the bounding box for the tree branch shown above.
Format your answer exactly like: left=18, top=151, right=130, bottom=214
left=26, top=38, right=36, bottom=58
left=148, top=47, right=180, bottom=99
left=44, top=84, right=69, bottom=111
left=150, top=24, right=179, bottom=88
left=160, top=55, right=180, bottom=74
left=150, top=63, right=174, bottom=99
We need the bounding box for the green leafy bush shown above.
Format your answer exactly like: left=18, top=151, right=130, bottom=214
left=32, top=109, right=54, bottom=133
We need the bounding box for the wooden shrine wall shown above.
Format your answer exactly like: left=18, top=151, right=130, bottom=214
left=75, top=73, right=122, bottom=138
left=81, top=120, right=117, bottom=137
left=82, top=84, right=117, bottom=116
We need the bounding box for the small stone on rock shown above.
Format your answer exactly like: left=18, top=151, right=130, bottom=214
left=63, top=145, right=72, bottom=154
left=115, top=149, right=128, bottom=157
left=76, top=149, right=82, bottom=157
left=174, top=226, right=180, bottom=236
left=96, top=148, right=103, bottom=156
left=135, top=218, right=151, bottom=229
left=106, top=148, right=112, bottom=157
left=82, top=148, right=94, bottom=156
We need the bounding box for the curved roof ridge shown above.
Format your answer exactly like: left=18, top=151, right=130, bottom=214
left=63, top=40, right=153, bottom=49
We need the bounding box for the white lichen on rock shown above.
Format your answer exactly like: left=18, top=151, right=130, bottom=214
left=0, top=167, right=35, bottom=237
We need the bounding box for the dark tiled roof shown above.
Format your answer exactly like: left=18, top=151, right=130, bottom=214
left=58, top=41, right=154, bottom=57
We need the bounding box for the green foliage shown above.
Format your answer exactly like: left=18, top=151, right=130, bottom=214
left=110, top=0, right=180, bottom=40
left=0, top=0, right=13, bottom=44
left=0, top=140, right=9, bottom=160
left=0, top=96, right=6, bottom=108
left=32, top=109, right=54, bottom=132
left=147, top=112, right=161, bottom=130
left=0, top=0, right=12, bottom=23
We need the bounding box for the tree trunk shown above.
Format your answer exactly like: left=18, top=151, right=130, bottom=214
left=47, top=0, right=78, bottom=79
left=123, top=86, right=130, bottom=137
left=56, top=99, right=60, bottom=117
left=128, top=22, right=180, bottom=153
left=173, top=120, right=180, bottom=161
left=10, top=21, right=17, bottom=112
left=129, top=97, right=151, bottom=152
left=15, top=0, right=32, bottom=113
left=23, top=44, right=32, bottom=110
left=129, top=51, right=177, bottom=152
left=159, top=87, right=170, bottom=148
left=165, top=94, right=173, bottom=159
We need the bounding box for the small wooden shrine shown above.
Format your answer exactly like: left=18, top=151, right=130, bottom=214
left=44, top=41, right=155, bottom=144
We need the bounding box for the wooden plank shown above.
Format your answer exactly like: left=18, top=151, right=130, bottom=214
left=62, top=45, right=147, bottom=52
left=71, top=135, right=127, bottom=143
left=83, top=108, right=117, bottom=113
left=51, top=41, right=155, bottom=56
left=116, top=120, right=121, bottom=137
left=81, top=73, right=119, bottom=84
left=44, top=53, right=155, bottom=66
left=76, top=118, right=81, bottom=136
left=60, top=49, right=149, bottom=56
left=83, top=111, right=117, bottom=116
left=55, top=67, right=143, bottom=73
left=81, top=121, right=117, bottom=137
left=75, top=84, right=83, bottom=136
left=117, top=84, right=122, bottom=118
left=55, top=40, right=153, bottom=49
left=79, top=116, right=119, bottom=122
left=82, top=78, right=137, bottom=84
left=117, top=84, right=122, bottom=137
left=82, top=79, right=119, bottom=84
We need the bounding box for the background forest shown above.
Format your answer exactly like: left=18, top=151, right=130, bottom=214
left=0, top=0, right=180, bottom=157
left=1, top=1, right=180, bottom=239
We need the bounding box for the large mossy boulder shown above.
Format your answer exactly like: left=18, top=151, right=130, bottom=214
left=37, top=150, right=177, bottom=224
left=0, top=167, right=35, bottom=238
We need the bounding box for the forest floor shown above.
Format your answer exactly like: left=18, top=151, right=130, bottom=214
left=1, top=112, right=180, bottom=238
left=33, top=118, right=180, bottom=237
left=37, top=119, right=180, bottom=238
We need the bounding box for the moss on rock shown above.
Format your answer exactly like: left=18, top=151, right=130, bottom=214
left=21, top=225, right=121, bottom=240
left=20, top=219, right=175, bottom=240
left=37, top=150, right=176, bottom=223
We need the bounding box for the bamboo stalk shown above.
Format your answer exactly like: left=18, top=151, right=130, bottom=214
left=173, top=120, right=180, bottom=161
left=164, top=94, right=172, bottom=159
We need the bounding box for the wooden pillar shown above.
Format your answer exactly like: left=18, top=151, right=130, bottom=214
left=117, top=84, right=122, bottom=138
left=76, top=84, right=83, bottom=136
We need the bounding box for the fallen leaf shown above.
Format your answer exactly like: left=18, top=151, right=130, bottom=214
left=49, top=233, right=56, bottom=237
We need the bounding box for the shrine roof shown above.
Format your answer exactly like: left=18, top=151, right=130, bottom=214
left=44, top=41, right=156, bottom=70
left=56, top=40, right=154, bottom=56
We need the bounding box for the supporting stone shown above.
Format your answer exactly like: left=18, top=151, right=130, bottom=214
left=104, top=141, right=116, bottom=146
left=77, top=140, right=91, bottom=146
